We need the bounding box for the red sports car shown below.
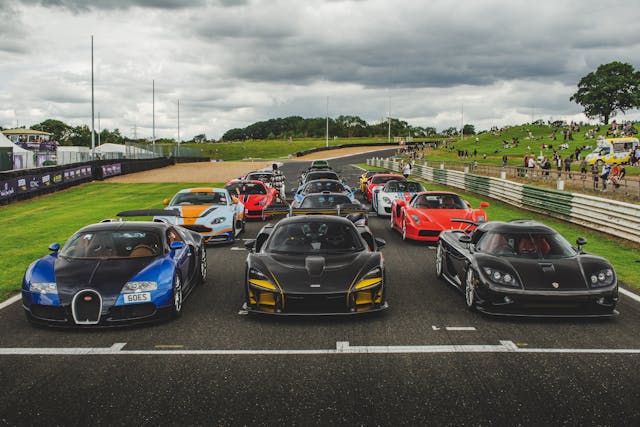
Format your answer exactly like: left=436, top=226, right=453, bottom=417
left=224, top=180, right=279, bottom=220
left=365, top=173, right=406, bottom=202
left=390, top=191, right=489, bottom=241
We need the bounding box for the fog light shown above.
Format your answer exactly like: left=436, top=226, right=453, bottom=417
left=597, top=297, right=605, bottom=305
left=503, top=296, right=513, bottom=304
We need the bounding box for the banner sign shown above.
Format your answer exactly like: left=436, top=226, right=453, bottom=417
left=0, top=165, right=93, bottom=201
left=101, top=163, right=122, bottom=178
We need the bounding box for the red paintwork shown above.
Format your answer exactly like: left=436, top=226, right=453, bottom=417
left=390, top=191, right=489, bottom=241
left=224, top=179, right=278, bottom=219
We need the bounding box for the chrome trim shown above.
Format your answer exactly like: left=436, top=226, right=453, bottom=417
left=71, top=289, right=103, bottom=325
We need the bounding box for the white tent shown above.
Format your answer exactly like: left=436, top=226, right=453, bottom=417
left=92, top=143, right=158, bottom=160
left=0, top=131, right=35, bottom=169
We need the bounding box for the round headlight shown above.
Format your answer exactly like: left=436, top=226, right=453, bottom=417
left=597, top=272, right=606, bottom=281
left=503, top=274, right=512, bottom=283
left=492, top=271, right=502, bottom=281
left=590, top=275, right=598, bottom=284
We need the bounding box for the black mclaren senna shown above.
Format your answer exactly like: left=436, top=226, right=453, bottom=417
left=243, top=215, right=387, bottom=315
left=435, top=219, right=618, bottom=317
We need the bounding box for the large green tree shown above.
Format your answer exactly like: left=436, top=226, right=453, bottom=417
left=570, top=61, right=640, bottom=124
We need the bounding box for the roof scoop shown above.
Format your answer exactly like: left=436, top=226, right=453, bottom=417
left=305, top=256, right=325, bottom=277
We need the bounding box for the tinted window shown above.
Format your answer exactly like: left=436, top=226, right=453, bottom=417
left=385, top=181, right=424, bottom=192
left=303, top=181, right=344, bottom=194
left=171, top=191, right=228, bottom=205
left=226, top=182, right=267, bottom=195
left=266, top=221, right=364, bottom=254
left=372, top=175, right=405, bottom=184
left=61, top=230, right=162, bottom=259
left=412, top=194, right=466, bottom=209
left=246, top=172, right=273, bottom=182
left=300, top=194, right=352, bottom=208
left=306, top=172, right=339, bottom=181
left=476, top=232, right=577, bottom=258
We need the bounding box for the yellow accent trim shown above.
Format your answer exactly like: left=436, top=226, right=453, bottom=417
left=215, top=228, right=233, bottom=235
left=258, top=292, right=276, bottom=306
left=355, top=292, right=374, bottom=305
left=248, top=279, right=276, bottom=290
left=354, top=277, right=382, bottom=290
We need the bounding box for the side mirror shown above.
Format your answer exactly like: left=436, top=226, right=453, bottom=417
left=170, top=241, right=185, bottom=251
left=480, top=201, right=489, bottom=208
left=458, top=235, right=472, bottom=244
left=163, top=198, right=169, bottom=206
left=374, top=237, right=386, bottom=249
left=48, top=243, right=60, bottom=253
left=244, top=240, right=256, bottom=252
left=576, top=237, right=587, bottom=252
left=396, top=200, right=406, bottom=208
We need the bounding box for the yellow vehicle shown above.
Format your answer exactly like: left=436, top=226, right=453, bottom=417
left=584, top=137, right=638, bottom=165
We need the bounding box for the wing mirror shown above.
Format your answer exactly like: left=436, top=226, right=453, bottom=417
left=163, top=198, right=169, bottom=206
left=48, top=243, right=60, bottom=253
left=479, top=201, right=489, bottom=208
left=576, top=237, right=587, bottom=252
left=375, top=237, right=386, bottom=249
left=244, top=240, right=256, bottom=252
left=396, top=200, right=406, bottom=208
left=170, top=241, right=185, bottom=251
left=458, top=235, right=472, bottom=244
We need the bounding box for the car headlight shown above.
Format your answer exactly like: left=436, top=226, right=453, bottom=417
left=257, top=199, right=267, bottom=206
left=382, top=196, right=391, bottom=204
left=121, top=281, right=158, bottom=293
left=589, top=268, right=615, bottom=287
left=354, top=267, right=383, bottom=290
left=483, top=267, right=519, bottom=287
left=211, top=217, right=226, bottom=224
left=248, top=267, right=277, bottom=290
left=411, top=214, right=420, bottom=224
left=30, top=282, right=58, bottom=294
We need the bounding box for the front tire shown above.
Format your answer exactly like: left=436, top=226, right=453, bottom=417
left=435, top=241, right=445, bottom=279
left=465, top=268, right=477, bottom=311
left=171, top=273, right=183, bottom=318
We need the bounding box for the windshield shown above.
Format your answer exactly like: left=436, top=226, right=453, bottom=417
left=171, top=191, right=228, bottom=205
left=266, top=221, right=364, bottom=254
left=300, top=194, right=352, bottom=208
left=306, top=172, right=340, bottom=181
left=386, top=181, right=424, bottom=192
left=246, top=172, right=273, bottom=182
left=303, top=181, right=344, bottom=194
left=412, top=194, right=466, bottom=209
left=61, top=230, right=163, bottom=259
left=226, top=182, right=267, bottom=195
left=476, top=231, right=577, bottom=258
left=372, top=175, right=404, bottom=184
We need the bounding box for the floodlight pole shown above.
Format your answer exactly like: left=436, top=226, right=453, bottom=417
left=91, top=35, right=95, bottom=151
left=177, top=99, right=180, bottom=157
left=152, top=80, right=155, bottom=145
left=97, top=112, right=101, bottom=146
left=387, top=96, right=391, bottom=144
left=326, top=96, right=329, bottom=148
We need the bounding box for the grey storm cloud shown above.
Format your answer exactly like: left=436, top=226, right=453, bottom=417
left=1, top=0, right=640, bottom=139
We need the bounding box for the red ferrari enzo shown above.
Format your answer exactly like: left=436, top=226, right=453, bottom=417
left=365, top=173, right=406, bottom=202
left=390, top=191, right=489, bottom=241
left=224, top=179, right=279, bottom=220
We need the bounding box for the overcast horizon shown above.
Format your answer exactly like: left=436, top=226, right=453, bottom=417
left=1, top=0, right=639, bottom=140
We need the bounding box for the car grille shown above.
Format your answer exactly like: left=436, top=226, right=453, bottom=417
left=284, top=293, right=348, bottom=313
left=108, top=303, right=157, bottom=321
left=30, top=304, right=67, bottom=321
left=384, top=207, right=391, bottom=213
left=181, top=224, right=212, bottom=233
left=72, top=290, right=102, bottom=325
left=418, top=230, right=440, bottom=237
left=248, top=210, right=264, bottom=216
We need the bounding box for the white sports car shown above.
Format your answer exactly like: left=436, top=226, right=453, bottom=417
left=155, top=187, right=245, bottom=244
left=371, top=180, right=425, bottom=216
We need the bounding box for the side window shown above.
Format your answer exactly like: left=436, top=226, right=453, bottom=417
left=360, top=231, right=375, bottom=251
left=255, top=233, right=269, bottom=253
left=167, top=228, right=183, bottom=244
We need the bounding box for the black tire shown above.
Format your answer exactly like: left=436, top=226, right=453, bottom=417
left=196, top=247, right=207, bottom=285
left=171, top=273, right=183, bottom=318
left=464, top=268, right=478, bottom=312
left=435, top=241, right=445, bottom=279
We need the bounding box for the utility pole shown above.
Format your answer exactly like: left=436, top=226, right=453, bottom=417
left=387, top=96, right=391, bottom=144
left=325, top=96, right=329, bottom=148
left=97, top=112, right=101, bottom=146
left=177, top=99, right=180, bottom=157
left=152, top=79, right=155, bottom=145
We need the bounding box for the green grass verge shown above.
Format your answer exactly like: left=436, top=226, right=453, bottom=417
left=0, top=182, right=221, bottom=302
left=354, top=163, right=640, bottom=290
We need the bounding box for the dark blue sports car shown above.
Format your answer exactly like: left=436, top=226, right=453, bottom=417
left=22, top=210, right=207, bottom=327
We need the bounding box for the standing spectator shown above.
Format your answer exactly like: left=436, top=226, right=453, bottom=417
left=502, top=154, right=508, bottom=167
left=580, top=159, right=588, bottom=179
left=556, top=156, right=562, bottom=177
left=402, top=161, right=411, bottom=178
left=563, top=155, right=572, bottom=179
left=600, top=163, right=611, bottom=191
left=271, top=163, right=286, bottom=201
left=591, top=163, right=599, bottom=190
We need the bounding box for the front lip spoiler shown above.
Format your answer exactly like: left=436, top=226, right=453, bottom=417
left=475, top=307, right=619, bottom=318
left=242, top=302, right=389, bottom=316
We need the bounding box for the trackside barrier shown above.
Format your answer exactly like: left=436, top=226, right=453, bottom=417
left=367, top=157, right=640, bottom=243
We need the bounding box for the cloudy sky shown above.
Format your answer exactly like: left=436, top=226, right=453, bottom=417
left=1, top=0, right=639, bottom=140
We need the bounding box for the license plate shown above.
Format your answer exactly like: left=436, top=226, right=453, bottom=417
left=124, top=292, right=151, bottom=304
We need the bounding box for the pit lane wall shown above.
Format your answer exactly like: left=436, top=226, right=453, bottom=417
left=367, top=158, right=640, bottom=244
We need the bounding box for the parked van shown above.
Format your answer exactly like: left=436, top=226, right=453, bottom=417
left=584, top=137, right=639, bottom=165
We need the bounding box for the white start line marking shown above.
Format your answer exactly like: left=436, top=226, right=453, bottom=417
left=2, top=341, right=640, bottom=356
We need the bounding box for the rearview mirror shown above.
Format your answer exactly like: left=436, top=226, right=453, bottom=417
left=576, top=237, right=587, bottom=252
left=244, top=240, right=256, bottom=251
left=170, top=241, right=185, bottom=251
left=163, top=198, right=169, bottom=206
left=48, top=243, right=60, bottom=253
left=480, top=201, right=489, bottom=208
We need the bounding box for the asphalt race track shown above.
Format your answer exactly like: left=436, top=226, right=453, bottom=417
left=1, top=150, right=640, bottom=426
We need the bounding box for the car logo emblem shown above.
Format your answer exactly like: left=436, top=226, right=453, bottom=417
left=552, top=282, right=559, bottom=289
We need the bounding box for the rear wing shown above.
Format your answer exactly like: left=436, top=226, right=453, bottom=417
left=263, top=203, right=367, bottom=218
